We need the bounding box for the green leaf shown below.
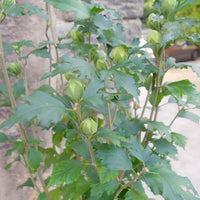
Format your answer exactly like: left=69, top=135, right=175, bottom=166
left=62, top=178, right=90, bottom=199
left=37, top=192, right=47, bottom=200
left=125, top=189, right=149, bottom=200
left=44, top=0, right=91, bottom=19
left=30, top=46, right=52, bottom=60
left=178, top=110, right=200, bottom=123
left=6, top=4, right=49, bottom=20
left=48, top=160, right=83, bottom=187
left=153, top=138, right=177, bottom=156
left=171, top=132, right=186, bottom=149
left=28, top=147, right=43, bottom=170
left=97, top=128, right=126, bottom=146
left=17, top=178, right=34, bottom=190
left=13, top=79, right=25, bottom=100
left=177, top=0, right=199, bottom=10
left=93, top=14, right=113, bottom=30
left=144, top=163, right=199, bottom=200
left=97, top=144, right=132, bottom=170
left=0, top=91, right=66, bottom=128
left=99, top=167, right=119, bottom=184
left=116, top=119, right=144, bottom=137
left=71, top=139, right=91, bottom=160
left=125, top=136, right=152, bottom=163
left=12, top=40, right=34, bottom=49
left=0, top=132, right=9, bottom=143
left=146, top=121, right=171, bottom=141
left=49, top=188, right=62, bottom=200
left=164, top=80, right=196, bottom=99
left=90, top=180, right=119, bottom=197
left=41, top=56, right=97, bottom=80
left=97, top=25, right=126, bottom=46
left=162, top=21, right=185, bottom=46
left=111, top=70, right=139, bottom=100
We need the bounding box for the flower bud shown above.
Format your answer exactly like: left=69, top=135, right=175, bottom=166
left=70, top=29, right=84, bottom=43
left=112, top=46, right=128, bottom=64
left=95, top=59, right=108, bottom=70
left=8, top=62, right=21, bottom=75
left=81, top=118, right=98, bottom=138
left=66, top=79, right=84, bottom=103
left=161, top=0, right=178, bottom=18
left=147, top=30, right=162, bottom=44
left=64, top=72, right=76, bottom=80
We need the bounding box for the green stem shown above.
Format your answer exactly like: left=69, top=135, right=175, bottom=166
left=115, top=167, right=148, bottom=198
left=107, top=103, right=112, bottom=129
left=111, top=105, right=118, bottom=126
left=86, top=136, right=99, bottom=174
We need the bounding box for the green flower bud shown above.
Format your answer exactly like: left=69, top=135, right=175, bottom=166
left=8, top=62, right=21, bottom=75
left=112, top=46, right=128, bottom=64
left=147, top=30, right=162, bottom=44
left=97, top=50, right=107, bottom=61
left=66, top=79, right=84, bottom=103
left=70, top=29, right=84, bottom=43
left=64, top=72, right=76, bottom=80
left=161, top=0, right=178, bottom=18
left=81, top=118, right=98, bottom=138
left=1, top=0, right=15, bottom=10
left=95, top=59, right=108, bottom=70
left=147, top=13, right=162, bottom=30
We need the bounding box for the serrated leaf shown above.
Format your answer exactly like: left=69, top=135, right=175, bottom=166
left=162, top=21, right=185, bottom=46
left=71, top=139, right=90, bottom=160
left=125, top=189, right=149, bottom=200
left=90, top=180, right=119, bottom=197
left=97, top=23, right=126, bottom=46
left=97, top=128, right=126, bottom=146
left=164, top=80, right=196, bottom=99
left=44, top=0, right=91, bottom=19
left=62, top=178, right=90, bottom=199
left=178, top=110, right=200, bottom=123
left=0, top=91, right=66, bottom=128
left=171, top=132, right=186, bottom=149
left=28, top=147, right=43, bottom=170
left=6, top=4, right=48, bottom=20
left=30, top=46, right=52, bottom=60
left=12, top=40, right=34, bottom=49
left=17, top=178, right=34, bottom=190
left=41, top=56, right=97, bottom=80
left=97, top=144, right=132, bottom=170
left=48, top=160, right=83, bottom=187
left=93, top=14, right=113, bottom=30
left=0, top=132, right=9, bottom=143
left=111, top=70, right=139, bottom=100
left=144, top=163, right=199, bottom=200
left=146, top=121, right=171, bottom=141
left=125, top=136, right=152, bottom=163
left=99, top=167, right=119, bottom=184
left=153, top=138, right=177, bottom=156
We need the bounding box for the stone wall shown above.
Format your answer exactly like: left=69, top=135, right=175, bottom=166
left=0, top=0, right=143, bottom=199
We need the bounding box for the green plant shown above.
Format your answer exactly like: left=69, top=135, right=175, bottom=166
left=0, top=0, right=200, bottom=199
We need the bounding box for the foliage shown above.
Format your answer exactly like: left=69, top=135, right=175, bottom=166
left=0, top=0, right=200, bottom=199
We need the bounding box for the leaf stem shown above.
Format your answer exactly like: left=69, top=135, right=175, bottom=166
left=169, top=107, right=184, bottom=126
left=86, top=136, right=99, bottom=174
left=115, top=167, right=149, bottom=198
left=111, top=105, right=118, bottom=126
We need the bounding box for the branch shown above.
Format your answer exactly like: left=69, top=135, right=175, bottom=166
left=115, top=167, right=149, bottom=198
left=86, top=136, right=99, bottom=174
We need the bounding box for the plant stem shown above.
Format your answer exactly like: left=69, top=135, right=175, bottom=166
left=115, top=167, right=149, bottom=198
left=111, top=105, right=118, bottom=126
left=169, top=107, right=184, bottom=126
left=107, top=103, right=112, bottom=129
left=86, top=136, right=99, bottom=174
left=140, top=76, right=153, bottom=119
